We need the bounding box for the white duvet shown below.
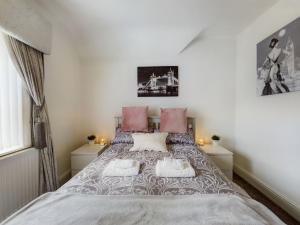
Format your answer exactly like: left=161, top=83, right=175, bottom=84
left=1, top=192, right=285, bottom=225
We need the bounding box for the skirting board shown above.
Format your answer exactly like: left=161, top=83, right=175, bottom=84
left=234, top=164, right=300, bottom=222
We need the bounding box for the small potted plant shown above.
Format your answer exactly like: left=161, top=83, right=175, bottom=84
left=211, top=135, right=221, bottom=146
left=87, top=135, right=96, bottom=145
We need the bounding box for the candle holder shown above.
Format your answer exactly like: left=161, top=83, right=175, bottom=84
left=198, top=138, right=205, bottom=146
left=100, top=138, right=106, bottom=146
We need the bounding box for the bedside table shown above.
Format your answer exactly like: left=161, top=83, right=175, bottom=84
left=71, top=144, right=108, bottom=177
left=200, top=144, right=233, bottom=180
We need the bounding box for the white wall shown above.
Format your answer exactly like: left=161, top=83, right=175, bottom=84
left=44, top=25, right=84, bottom=183
left=235, top=0, right=300, bottom=213
left=81, top=38, right=237, bottom=149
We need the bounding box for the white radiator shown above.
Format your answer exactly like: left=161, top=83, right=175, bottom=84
left=0, top=148, right=39, bottom=221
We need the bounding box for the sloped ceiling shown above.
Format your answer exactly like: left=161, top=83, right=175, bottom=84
left=36, top=0, right=278, bottom=60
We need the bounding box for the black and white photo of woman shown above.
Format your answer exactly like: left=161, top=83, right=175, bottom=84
left=261, top=36, right=290, bottom=95
left=257, top=17, right=300, bottom=96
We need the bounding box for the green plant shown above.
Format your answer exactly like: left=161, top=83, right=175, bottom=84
left=87, top=135, right=96, bottom=141
left=211, top=135, right=220, bottom=141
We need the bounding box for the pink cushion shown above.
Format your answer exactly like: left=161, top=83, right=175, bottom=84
left=160, top=108, right=187, bottom=133
left=122, top=107, right=148, bottom=132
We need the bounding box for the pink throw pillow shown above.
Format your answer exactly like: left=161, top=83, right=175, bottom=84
left=122, top=107, right=148, bottom=132
left=160, top=108, right=187, bottom=133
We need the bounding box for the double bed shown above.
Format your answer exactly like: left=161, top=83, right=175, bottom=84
left=60, top=143, right=236, bottom=196
left=1, top=117, right=285, bottom=225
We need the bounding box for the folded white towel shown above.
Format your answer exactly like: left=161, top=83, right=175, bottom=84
left=156, top=159, right=195, bottom=177
left=163, top=157, right=185, bottom=170
left=102, top=159, right=140, bottom=177
left=114, top=159, right=135, bottom=169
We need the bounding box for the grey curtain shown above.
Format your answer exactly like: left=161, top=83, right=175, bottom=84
left=5, top=35, right=59, bottom=193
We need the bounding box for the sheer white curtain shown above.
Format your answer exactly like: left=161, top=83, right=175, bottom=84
left=0, top=34, right=31, bottom=155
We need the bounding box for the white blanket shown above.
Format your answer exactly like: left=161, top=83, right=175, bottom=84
left=1, top=193, right=285, bottom=225
left=102, top=159, right=140, bottom=176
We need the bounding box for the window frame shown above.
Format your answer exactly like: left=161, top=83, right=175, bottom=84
left=0, top=34, right=32, bottom=156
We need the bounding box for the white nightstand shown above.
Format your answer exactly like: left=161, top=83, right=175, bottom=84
left=71, top=144, right=108, bottom=177
left=200, top=144, right=233, bottom=180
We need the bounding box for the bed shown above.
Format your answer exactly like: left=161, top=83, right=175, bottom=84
left=1, top=117, right=285, bottom=225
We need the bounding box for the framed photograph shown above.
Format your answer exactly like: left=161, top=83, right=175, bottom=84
left=257, top=17, right=300, bottom=96
left=137, top=66, right=179, bottom=97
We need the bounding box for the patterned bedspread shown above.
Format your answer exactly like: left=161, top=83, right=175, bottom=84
left=59, top=143, right=241, bottom=196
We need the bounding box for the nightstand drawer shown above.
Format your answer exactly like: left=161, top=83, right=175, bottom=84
left=71, top=169, right=81, bottom=177
left=209, top=155, right=233, bottom=170
left=71, top=144, right=108, bottom=177
left=71, top=155, right=97, bottom=170
left=222, top=169, right=233, bottom=180
left=200, top=144, right=233, bottom=181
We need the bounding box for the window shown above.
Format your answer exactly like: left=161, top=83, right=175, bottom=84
left=0, top=34, right=31, bottom=156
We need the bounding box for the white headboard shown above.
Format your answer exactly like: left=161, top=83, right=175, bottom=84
left=114, top=116, right=195, bottom=139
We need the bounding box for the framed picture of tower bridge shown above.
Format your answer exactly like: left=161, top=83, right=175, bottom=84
left=137, top=66, right=179, bottom=97
left=257, top=17, right=300, bottom=96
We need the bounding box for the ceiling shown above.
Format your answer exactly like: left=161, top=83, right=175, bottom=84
left=36, top=0, right=278, bottom=60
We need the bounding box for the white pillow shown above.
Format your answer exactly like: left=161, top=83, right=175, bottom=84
left=130, top=132, right=168, bottom=152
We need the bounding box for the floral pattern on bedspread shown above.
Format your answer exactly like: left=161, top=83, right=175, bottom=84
left=59, top=143, right=238, bottom=196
